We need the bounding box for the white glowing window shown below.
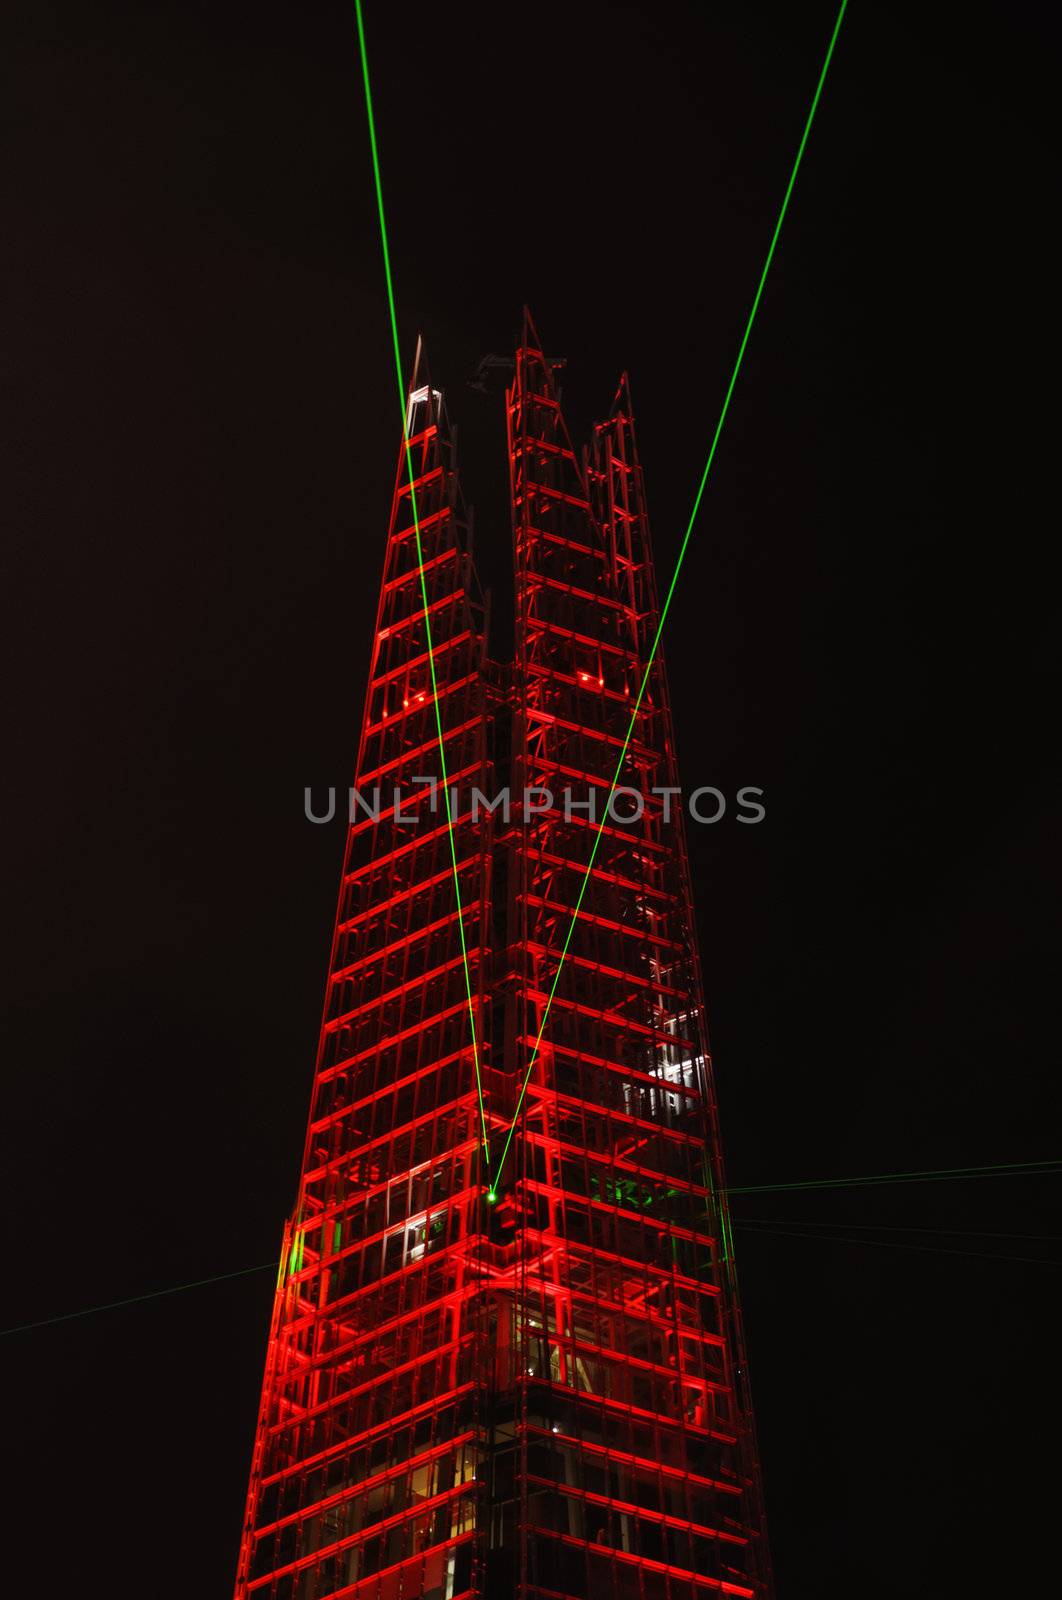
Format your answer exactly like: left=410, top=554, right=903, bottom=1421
left=405, top=384, right=442, bottom=434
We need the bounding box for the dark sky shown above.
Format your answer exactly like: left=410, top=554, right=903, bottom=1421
left=2, top=2, right=1057, bottom=1594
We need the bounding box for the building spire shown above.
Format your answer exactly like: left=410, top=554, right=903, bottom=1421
left=520, top=303, right=543, bottom=354
left=407, top=332, right=430, bottom=399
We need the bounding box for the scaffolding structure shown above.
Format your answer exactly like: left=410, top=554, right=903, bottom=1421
left=234, top=321, right=771, bottom=1600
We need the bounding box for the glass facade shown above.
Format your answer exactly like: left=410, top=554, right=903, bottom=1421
left=234, top=325, right=770, bottom=1600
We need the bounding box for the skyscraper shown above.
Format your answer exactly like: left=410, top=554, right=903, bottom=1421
left=234, top=315, right=771, bottom=1600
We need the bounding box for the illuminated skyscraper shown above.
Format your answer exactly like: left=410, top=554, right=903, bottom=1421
left=234, top=316, right=771, bottom=1600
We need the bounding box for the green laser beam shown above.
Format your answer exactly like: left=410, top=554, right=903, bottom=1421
left=730, top=1216, right=1062, bottom=1243
left=725, top=1158, right=1062, bottom=1196
left=0, top=1261, right=278, bottom=1339
left=734, top=1221, right=1062, bottom=1269
left=9, top=1156, right=1059, bottom=1338
left=354, top=0, right=490, bottom=1176
left=493, top=0, right=849, bottom=1193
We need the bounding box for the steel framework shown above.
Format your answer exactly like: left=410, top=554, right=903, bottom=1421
left=234, top=321, right=771, bottom=1600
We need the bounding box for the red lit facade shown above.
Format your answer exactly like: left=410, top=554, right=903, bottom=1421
left=234, top=318, right=771, bottom=1600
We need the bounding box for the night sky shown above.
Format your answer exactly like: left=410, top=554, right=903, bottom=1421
left=3, top=2, right=1057, bottom=1594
